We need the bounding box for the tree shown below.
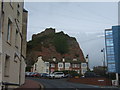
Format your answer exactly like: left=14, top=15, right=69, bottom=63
left=93, top=66, right=107, bottom=76
left=53, top=33, right=69, bottom=54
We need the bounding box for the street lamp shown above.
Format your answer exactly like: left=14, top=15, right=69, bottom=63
left=62, top=58, right=65, bottom=71
left=86, top=54, right=89, bottom=71
left=101, top=48, right=106, bottom=75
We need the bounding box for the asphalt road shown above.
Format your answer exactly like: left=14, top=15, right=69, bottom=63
left=28, top=77, right=100, bottom=89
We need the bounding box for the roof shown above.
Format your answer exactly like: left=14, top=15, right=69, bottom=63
left=23, top=8, right=28, bottom=12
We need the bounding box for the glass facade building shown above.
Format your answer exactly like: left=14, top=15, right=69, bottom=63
left=105, top=26, right=120, bottom=73
left=105, top=29, right=116, bottom=73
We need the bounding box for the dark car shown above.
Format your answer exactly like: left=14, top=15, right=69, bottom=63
left=84, top=72, right=96, bottom=77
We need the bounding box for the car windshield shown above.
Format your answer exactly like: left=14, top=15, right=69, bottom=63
left=55, top=72, right=63, bottom=74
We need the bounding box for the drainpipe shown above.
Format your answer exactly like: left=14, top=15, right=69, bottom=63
left=19, top=29, right=23, bottom=86
left=0, top=1, right=3, bottom=90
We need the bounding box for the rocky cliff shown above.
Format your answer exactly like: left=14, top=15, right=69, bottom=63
left=26, top=28, right=85, bottom=66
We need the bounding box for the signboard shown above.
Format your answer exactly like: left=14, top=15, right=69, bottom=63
left=112, top=80, right=118, bottom=86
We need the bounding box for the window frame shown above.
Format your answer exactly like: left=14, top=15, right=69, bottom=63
left=7, top=18, right=12, bottom=44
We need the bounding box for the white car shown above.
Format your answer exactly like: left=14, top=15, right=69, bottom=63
left=49, top=72, right=64, bottom=79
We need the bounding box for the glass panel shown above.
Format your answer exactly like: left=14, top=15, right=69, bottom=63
left=108, top=64, right=116, bottom=72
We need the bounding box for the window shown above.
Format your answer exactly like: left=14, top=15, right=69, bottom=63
left=77, top=70, right=80, bottom=74
left=17, top=3, right=20, bottom=8
left=51, top=63, right=55, bottom=68
left=15, top=30, right=18, bottom=48
left=14, top=54, right=18, bottom=63
left=17, top=10, right=20, bottom=21
left=105, top=30, right=112, bottom=35
left=73, top=59, right=77, bottom=61
left=7, top=18, right=12, bottom=44
left=108, top=60, right=115, bottom=63
left=108, top=64, right=116, bottom=72
left=81, top=63, right=87, bottom=68
left=4, top=55, right=10, bottom=77
left=72, top=64, right=75, bottom=68
left=46, top=69, right=49, bottom=73
left=75, top=64, right=79, bottom=68
left=106, top=35, right=113, bottom=38
left=65, top=63, right=70, bottom=68
left=58, top=63, right=63, bottom=68
left=107, top=55, right=114, bottom=58
left=45, top=62, right=49, bottom=67
left=73, top=64, right=80, bottom=68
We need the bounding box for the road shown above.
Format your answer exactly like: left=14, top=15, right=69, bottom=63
left=28, top=77, right=100, bottom=89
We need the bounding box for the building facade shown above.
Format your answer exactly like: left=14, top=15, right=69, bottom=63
left=0, top=1, right=28, bottom=89
left=32, top=56, right=87, bottom=75
left=105, top=26, right=120, bottom=73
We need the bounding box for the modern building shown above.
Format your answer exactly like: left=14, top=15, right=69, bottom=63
left=32, top=56, right=87, bottom=75
left=105, top=29, right=116, bottom=73
left=105, top=26, right=120, bottom=74
left=0, top=1, right=28, bottom=89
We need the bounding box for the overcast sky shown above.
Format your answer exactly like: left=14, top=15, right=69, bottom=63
left=24, top=2, right=118, bottom=69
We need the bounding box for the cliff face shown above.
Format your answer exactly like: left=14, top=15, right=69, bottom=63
left=26, top=28, right=85, bottom=65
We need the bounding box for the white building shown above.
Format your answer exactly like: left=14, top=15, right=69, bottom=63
left=81, top=63, right=87, bottom=75
left=33, top=56, right=50, bottom=74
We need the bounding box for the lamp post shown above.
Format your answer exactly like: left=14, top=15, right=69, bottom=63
left=86, top=54, right=89, bottom=71
left=62, top=58, right=65, bottom=71
left=101, top=48, right=106, bottom=76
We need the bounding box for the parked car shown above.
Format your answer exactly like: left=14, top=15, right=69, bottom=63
left=84, top=72, right=96, bottom=77
left=25, top=72, right=31, bottom=77
left=25, top=72, right=34, bottom=77
left=29, top=72, right=35, bottom=77
left=31, top=72, right=41, bottom=77
left=41, top=73, right=49, bottom=78
left=49, top=72, right=64, bottom=79
left=64, top=74, right=72, bottom=78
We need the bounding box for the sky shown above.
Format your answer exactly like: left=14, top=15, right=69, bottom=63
left=24, top=2, right=118, bottom=69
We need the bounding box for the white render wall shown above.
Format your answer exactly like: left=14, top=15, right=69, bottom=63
left=81, top=63, right=87, bottom=75
left=33, top=56, right=49, bottom=74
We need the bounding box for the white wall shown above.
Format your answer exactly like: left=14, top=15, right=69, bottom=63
left=33, top=56, right=49, bottom=74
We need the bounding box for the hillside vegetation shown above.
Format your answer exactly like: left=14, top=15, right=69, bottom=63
left=26, top=28, right=85, bottom=66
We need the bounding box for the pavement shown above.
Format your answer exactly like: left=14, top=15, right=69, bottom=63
left=15, top=79, right=44, bottom=90
left=29, top=78, right=100, bottom=88
left=15, top=78, right=119, bottom=90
